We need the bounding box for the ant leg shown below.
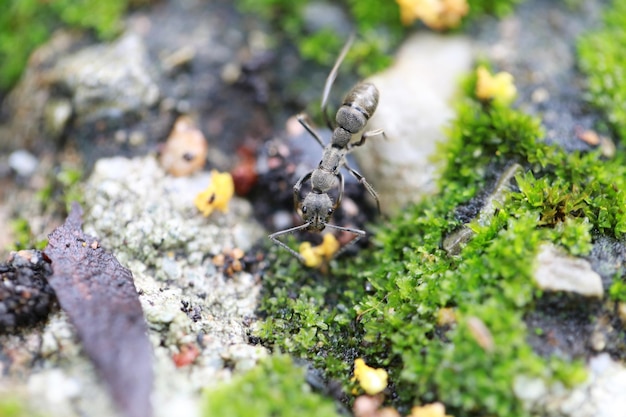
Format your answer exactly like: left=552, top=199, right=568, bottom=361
left=268, top=223, right=312, bottom=262
left=321, top=33, right=355, bottom=131
left=348, top=129, right=386, bottom=150
left=297, top=114, right=325, bottom=148
left=293, top=171, right=312, bottom=210
left=324, top=223, right=366, bottom=259
left=343, top=164, right=381, bottom=214
left=334, top=173, right=345, bottom=209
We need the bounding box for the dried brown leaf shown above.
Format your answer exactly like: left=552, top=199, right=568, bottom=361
left=44, top=203, right=153, bottom=417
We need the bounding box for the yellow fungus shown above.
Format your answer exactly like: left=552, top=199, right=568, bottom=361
left=475, top=65, right=517, bottom=105
left=351, top=358, right=388, bottom=396
left=395, top=0, right=468, bottom=29
left=194, top=170, right=234, bottom=216
left=408, top=402, right=453, bottom=417
left=298, top=234, right=340, bottom=268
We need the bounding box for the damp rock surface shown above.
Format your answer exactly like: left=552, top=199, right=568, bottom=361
left=83, top=155, right=267, bottom=416
left=355, top=33, right=473, bottom=216
left=0, top=155, right=267, bottom=417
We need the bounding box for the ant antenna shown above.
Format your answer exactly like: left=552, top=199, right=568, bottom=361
left=321, top=33, right=356, bottom=131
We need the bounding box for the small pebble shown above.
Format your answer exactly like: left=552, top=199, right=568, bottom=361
left=159, top=116, right=208, bottom=177
left=9, top=150, right=38, bottom=177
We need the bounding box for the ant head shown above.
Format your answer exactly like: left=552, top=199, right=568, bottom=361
left=299, top=192, right=335, bottom=232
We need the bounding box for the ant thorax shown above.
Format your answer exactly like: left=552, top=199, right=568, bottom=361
left=317, top=147, right=344, bottom=174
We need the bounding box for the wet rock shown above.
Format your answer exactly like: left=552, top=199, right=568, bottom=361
left=355, top=33, right=473, bottom=216
left=533, top=244, right=603, bottom=298
left=473, top=0, right=605, bottom=152
left=53, top=33, right=159, bottom=123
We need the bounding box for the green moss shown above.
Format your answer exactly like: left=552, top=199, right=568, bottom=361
left=7, top=218, right=47, bottom=252
left=0, top=397, right=40, bottom=417
left=256, top=250, right=368, bottom=378
left=0, top=0, right=128, bottom=89
left=609, top=278, right=626, bottom=302
left=467, top=0, right=526, bottom=19
left=56, top=166, right=84, bottom=212
left=256, top=2, right=626, bottom=416
left=577, top=0, right=626, bottom=143
left=0, top=398, right=23, bottom=417
left=35, top=165, right=85, bottom=215
left=234, top=0, right=524, bottom=78
left=202, top=354, right=341, bottom=417
left=255, top=59, right=626, bottom=416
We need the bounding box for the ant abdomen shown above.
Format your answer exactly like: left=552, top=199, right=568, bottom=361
left=344, top=83, right=379, bottom=117
left=336, top=83, right=379, bottom=136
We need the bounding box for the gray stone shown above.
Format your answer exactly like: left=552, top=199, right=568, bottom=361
left=354, top=33, right=473, bottom=216
left=534, top=244, right=604, bottom=298
left=53, top=33, right=160, bottom=123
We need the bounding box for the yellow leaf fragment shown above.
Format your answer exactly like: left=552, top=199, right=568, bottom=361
left=409, top=402, right=453, bottom=417
left=351, top=358, right=388, bottom=396
left=395, top=0, right=469, bottom=30
left=475, top=65, right=517, bottom=105
left=298, top=234, right=340, bottom=268
left=194, top=170, right=235, bottom=216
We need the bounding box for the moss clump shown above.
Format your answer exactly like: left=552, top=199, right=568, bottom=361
left=256, top=249, right=368, bottom=379
left=202, top=354, right=341, bottom=417
left=609, top=278, right=626, bottom=302
left=257, top=58, right=626, bottom=416
left=577, top=0, right=626, bottom=143
left=7, top=218, right=48, bottom=252
left=0, top=0, right=128, bottom=90
left=466, top=0, right=525, bottom=19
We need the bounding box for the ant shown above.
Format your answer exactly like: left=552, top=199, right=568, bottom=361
left=269, top=34, right=384, bottom=262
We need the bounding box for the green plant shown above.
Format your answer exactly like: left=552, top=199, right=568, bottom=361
left=255, top=61, right=626, bottom=415
left=578, top=0, right=626, bottom=143
left=203, top=354, right=341, bottom=417
left=234, top=0, right=525, bottom=78
left=0, top=0, right=128, bottom=89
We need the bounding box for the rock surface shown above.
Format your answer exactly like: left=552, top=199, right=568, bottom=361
left=53, top=33, right=160, bottom=123
left=355, top=33, right=473, bottom=216
left=534, top=244, right=604, bottom=298
left=0, top=155, right=267, bottom=417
